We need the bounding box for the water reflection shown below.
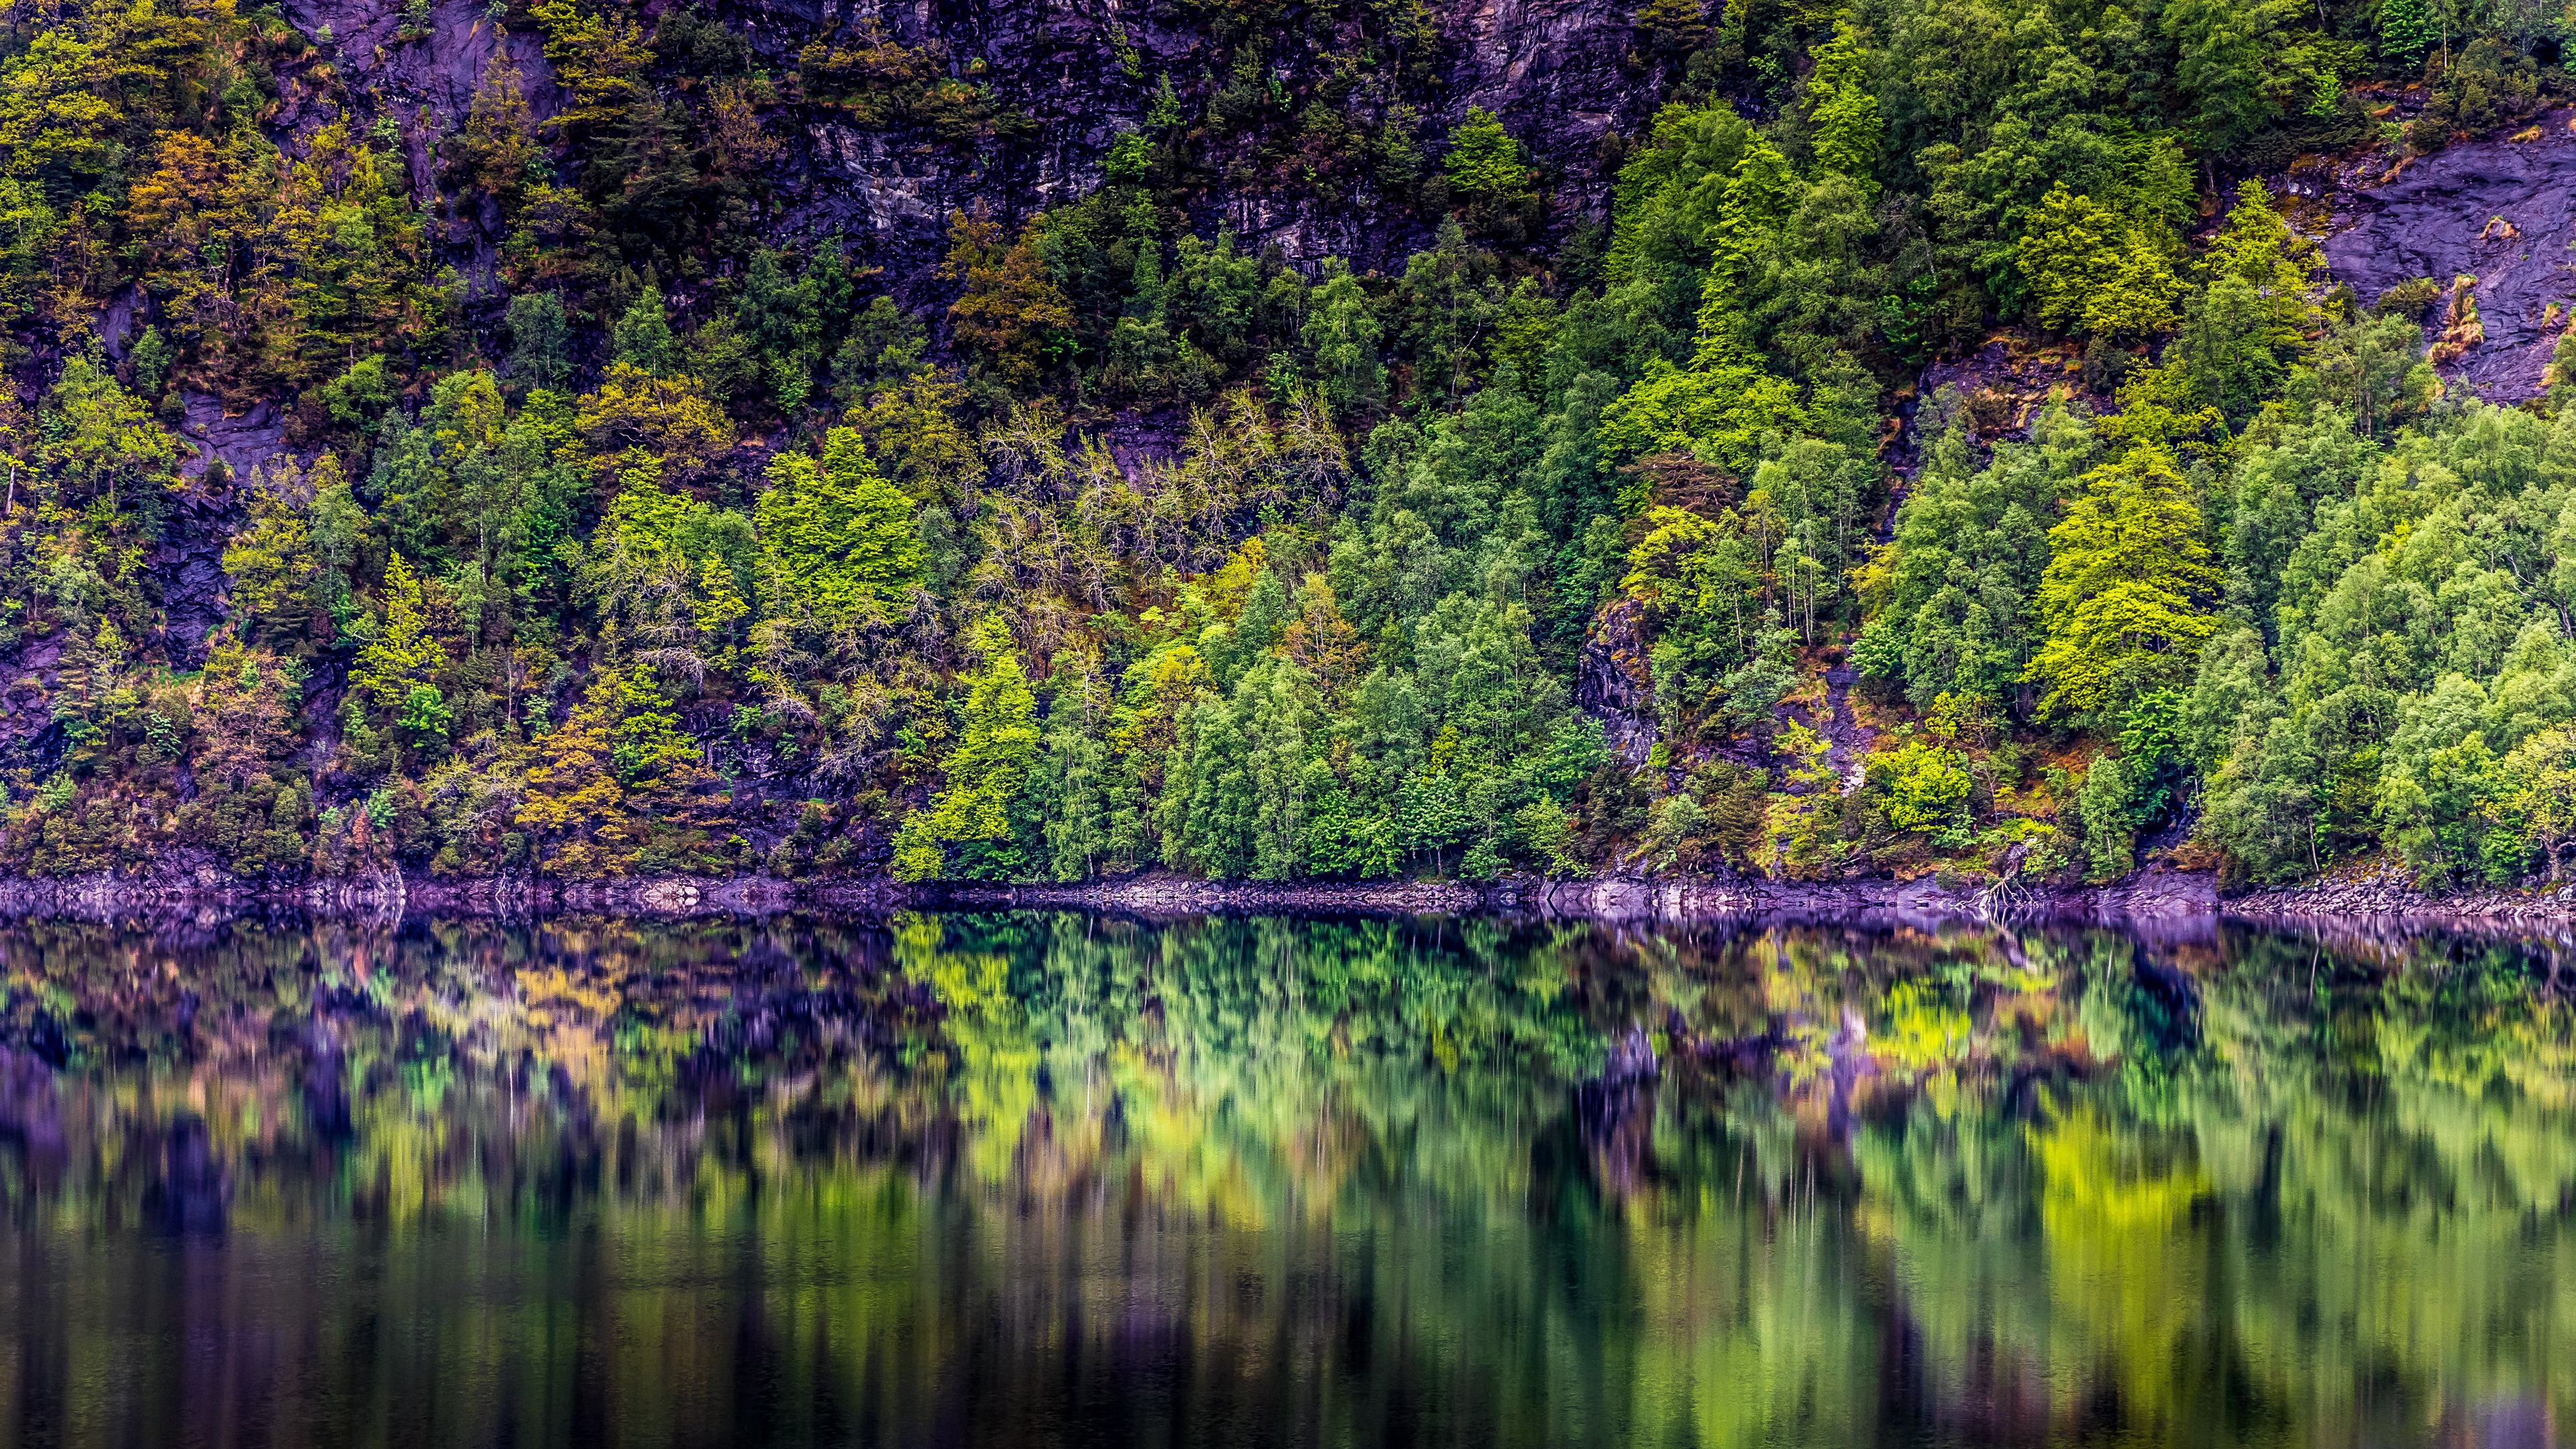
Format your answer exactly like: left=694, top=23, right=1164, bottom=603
left=1, top=912, right=2571, bottom=1448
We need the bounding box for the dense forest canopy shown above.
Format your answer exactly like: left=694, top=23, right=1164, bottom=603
left=3, top=0, right=2576, bottom=889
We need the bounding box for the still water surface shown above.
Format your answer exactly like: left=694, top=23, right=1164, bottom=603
left=1, top=912, right=2571, bottom=1448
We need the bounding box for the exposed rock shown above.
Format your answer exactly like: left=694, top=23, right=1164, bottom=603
left=283, top=0, right=561, bottom=138
left=177, top=391, right=290, bottom=484
left=2226, top=856, right=2576, bottom=928
left=1904, top=336, right=2093, bottom=454
left=299, top=0, right=1659, bottom=287
left=158, top=426, right=254, bottom=669
left=1814, top=657, right=1869, bottom=794
left=1578, top=594, right=1658, bottom=767
left=2322, top=109, right=2576, bottom=402
left=1439, top=0, right=1641, bottom=217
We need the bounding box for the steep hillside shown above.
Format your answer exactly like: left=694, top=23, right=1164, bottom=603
left=7, top=0, right=2576, bottom=898
left=276, top=0, right=1654, bottom=281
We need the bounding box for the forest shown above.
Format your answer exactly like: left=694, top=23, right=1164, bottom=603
left=3, top=0, right=2575, bottom=891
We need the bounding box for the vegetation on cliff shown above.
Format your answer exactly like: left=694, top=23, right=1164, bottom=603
left=1, top=0, right=2573, bottom=888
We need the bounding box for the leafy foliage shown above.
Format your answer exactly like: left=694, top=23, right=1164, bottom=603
left=0, top=0, right=2565, bottom=892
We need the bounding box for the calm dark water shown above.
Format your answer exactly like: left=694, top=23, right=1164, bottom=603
left=1, top=912, right=2571, bottom=1448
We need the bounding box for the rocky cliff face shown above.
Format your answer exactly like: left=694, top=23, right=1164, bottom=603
left=1432, top=0, right=1642, bottom=204
left=2321, top=108, right=2576, bottom=402
left=297, top=0, right=1657, bottom=285
left=283, top=0, right=561, bottom=137
left=1577, top=594, right=1658, bottom=767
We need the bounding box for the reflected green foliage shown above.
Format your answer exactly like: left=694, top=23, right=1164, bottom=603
left=2, top=913, right=2571, bottom=1446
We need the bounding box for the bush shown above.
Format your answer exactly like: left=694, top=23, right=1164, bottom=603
left=1868, top=739, right=1974, bottom=839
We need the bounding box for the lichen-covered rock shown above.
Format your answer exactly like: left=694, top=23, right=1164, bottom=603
left=2226, top=855, right=2576, bottom=926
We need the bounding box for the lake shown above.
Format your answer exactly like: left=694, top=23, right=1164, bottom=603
left=1, top=911, right=2570, bottom=1448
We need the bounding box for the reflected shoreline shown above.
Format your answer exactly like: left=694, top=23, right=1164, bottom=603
left=10, top=863, right=2576, bottom=953
left=3, top=912, right=2571, bottom=1447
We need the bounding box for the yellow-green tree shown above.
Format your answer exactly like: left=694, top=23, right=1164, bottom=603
left=223, top=457, right=331, bottom=650
left=1442, top=106, right=1534, bottom=233
left=2197, top=180, right=2321, bottom=349
left=2023, top=445, right=2219, bottom=722
left=892, top=616, right=1041, bottom=881
left=180, top=640, right=311, bottom=875
left=2015, top=186, right=2182, bottom=340
left=1804, top=21, right=1882, bottom=198
left=2483, top=727, right=2576, bottom=881
left=755, top=427, right=924, bottom=630
left=513, top=670, right=641, bottom=877
left=513, top=665, right=733, bottom=877
left=571, top=363, right=734, bottom=488
left=350, top=555, right=451, bottom=753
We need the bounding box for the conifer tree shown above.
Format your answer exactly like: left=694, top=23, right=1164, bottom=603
left=515, top=669, right=642, bottom=877
left=892, top=616, right=1042, bottom=880
left=351, top=555, right=451, bottom=753
left=611, top=282, right=676, bottom=374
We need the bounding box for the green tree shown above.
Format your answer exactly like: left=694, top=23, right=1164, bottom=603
left=506, top=291, right=574, bottom=392
left=2015, top=186, right=2182, bottom=339
left=1867, top=737, right=1974, bottom=837
left=223, top=458, right=329, bottom=650
left=892, top=616, right=1042, bottom=880
left=2023, top=445, right=2220, bottom=723
left=1160, top=657, right=1317, bottom=880
left=1036, top=678, right=1114, bottom=881
left=2377, top=0, right=2436, bottom=62
left=755, top=427, right=924, bottom=631
left=1443, top=107, right=1534, bottom=234
left=40, top=354, right=185, bottom=518
left=350, top=554, right=452, bottom=755
left=1804, top=21, right=1882, bottom=198
left=611, top=282, right=676, bottom=373
left=736, top=247, right=826, bottom=412
left=2484, top=727, right=2576, bottom=881
left=1599, top=357, right=1803, bottom=475
left=2161, top=0, right=2305, bottom=154
left=2310, top=309, right=2435, bottom=437
left=2198, top=182, right=2320, bottom=348
left=1303, top=260, right=1385, bottom=417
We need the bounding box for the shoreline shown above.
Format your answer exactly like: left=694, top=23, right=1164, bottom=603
left=3, top=860, right=2574, bottom=938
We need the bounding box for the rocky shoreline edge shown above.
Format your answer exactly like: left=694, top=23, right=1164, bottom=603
left=3, top=858, right=2574, bottom=938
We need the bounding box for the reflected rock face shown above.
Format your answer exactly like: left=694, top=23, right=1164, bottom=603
left=2, top=912, right=2573, bottom=1448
